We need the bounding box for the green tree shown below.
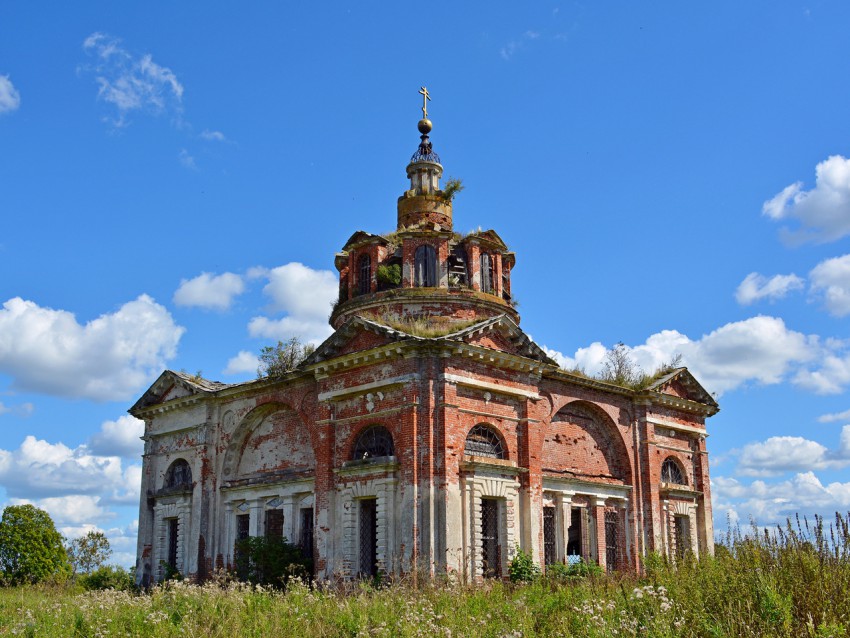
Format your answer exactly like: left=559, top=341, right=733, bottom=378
left=67, top=530, right=112, bottom=574
left=257, top=337, right=316, bottom=378
left=0, top=504, right=71, bottom=584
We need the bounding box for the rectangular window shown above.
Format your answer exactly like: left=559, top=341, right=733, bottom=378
left=358, top=499, right=378, bottom=577
left=265, top=509, right=283, bottom=537
left=299, top=507, right=314, bottom=561
left=166, top=517, right=179, bottom=571
left=543, top=506, right=557, bottom=566
left=605, top=511, right=619, bottom=572
left=674, top=515, right=691, bottom=559
left=481, top=498, right=501, bottom=578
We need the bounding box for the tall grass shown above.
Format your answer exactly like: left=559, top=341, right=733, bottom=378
left=1, top=514, right=848, bottom=637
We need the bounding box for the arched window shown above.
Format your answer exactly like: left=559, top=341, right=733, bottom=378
left=661, top=457, right=686, bottom=485
left=464, top=424, right=506, bottom=459
left=480, top=253, right=494, bottom=293
left=165, top=459, right=192, bottom=489
left=414, top=245, right=437, bottom=287
left=352, top=426, right=394, bottom=460
left=358, top=254, right=371, bottom=295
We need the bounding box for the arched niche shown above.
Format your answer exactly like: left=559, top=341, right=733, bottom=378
left=221, top=402, right=315, bottom=481
left=544, top=401, right=631, bottom=482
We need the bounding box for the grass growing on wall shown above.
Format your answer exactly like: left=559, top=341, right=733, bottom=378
left=1, top=514, right=849, bottom=637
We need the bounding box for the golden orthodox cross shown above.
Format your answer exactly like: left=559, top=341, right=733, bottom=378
left=419, top=86, right=431, bottom=118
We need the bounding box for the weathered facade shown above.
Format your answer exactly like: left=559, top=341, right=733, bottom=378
left=131, top=111, right=718, bottom=585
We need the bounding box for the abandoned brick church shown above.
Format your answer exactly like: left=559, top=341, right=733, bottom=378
left=131, top=97, right=718, bottom=584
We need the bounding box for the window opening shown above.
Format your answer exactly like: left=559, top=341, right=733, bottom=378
left=567, top=507, right=583, bottom=563
left=481, top=498, right=501, bottom=578
left=661, top=458, right=686, bottom=485
left=235, top=513, right=250, bottom=578
left=414, top=245, right=437, bottom=287
left=605, top=511, right=619, bottom=572
left=265, top=509, right=283, bottom=537
left=299, top=507, right=314, bottom=562
left=166, top=518, right=179, bottom=571
left=543, top=506, right=557, bottom=566
left=464, top=424, right=506, bottom=459
left=358, top=254, right=371, bottom=295
left=165, top=459, right=192, bottom=489
left=352, top=426, right=394, bottom=460
left=447, top=246, right=468, bottom=287
left=674, top=515, right=691, bottom=559
left=358, top=499, right=378, bottom=577
left=480, top=253, right=494, bottom=293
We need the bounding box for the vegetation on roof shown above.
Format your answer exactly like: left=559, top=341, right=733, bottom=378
left=363, top=312, right=484, bottom=338
left=257, top=337, right=316, bottom=378
left=561, top=343, right=684, bottom=392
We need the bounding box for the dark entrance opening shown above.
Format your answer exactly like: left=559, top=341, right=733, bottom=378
left=166, top=518, right=179, bottom=571
left=543, top=506, right=557, bottom=566
left=359, top=499, right=378, bottom=577
left=674, top=515, right=691, bottom=559
left=481, top=498, right=501, bottom=577
left=567, top=507, right=583, bottom=561
left=264, top=509, right=283, bottom=537
left=299, top=507, right=314, bottom=566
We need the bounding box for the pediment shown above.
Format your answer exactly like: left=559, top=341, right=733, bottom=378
left=647, top=368, right=717, bottom=409
left=302, top=316, right=407, bottom=366
left=129, top=370, right=228, bottom=414
left=442, top=315, right=558, bottom=365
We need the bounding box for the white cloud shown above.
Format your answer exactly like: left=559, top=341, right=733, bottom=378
left=818, top=408, right=850, bottom=423
left=173, top=272, right=245, bottom=310
left=223, top=350, right=260, bottom=376
left=14, top=495, right=113, bottom=526
left=735, top=272, right=804, bottom=305
left=810, top=254, right=850, bottom=317
left=88, top=415, right=144, bottom=459
left=793, top=349, right=850, bottom=394
left=545, top=316, right=817, bottom=396
left=248, top=263, right=337, bottom=344
left=200, top=129, right=227, bottom=142
left=178, top=148, right=197, bottom=170
left=712, top=472, right=850, bottom=527
left=0, top=75, right=21, bottom=114
left=763, top=155, right=850, bottom=244
left=0, top=295, right=184, bottom=401
left=81, top=32, right=183, bottom=127
left=0, top=401, right=33, bottom=417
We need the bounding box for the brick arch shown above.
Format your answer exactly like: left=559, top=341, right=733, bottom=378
left=464, top=423, right=509, bottom=461
left=544, top=400, right=632, bottom=483
left=339, top=420, right=399, bottom=464
left=348, top=424, right=395, bottom=460
left=661, top=455, right=688, bottom=486
left=221, top=402, right=315, bottom=480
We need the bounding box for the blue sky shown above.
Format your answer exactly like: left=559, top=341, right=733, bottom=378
left=2, top=2, right=850, bottom=566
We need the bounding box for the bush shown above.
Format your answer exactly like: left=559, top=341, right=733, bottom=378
left=508, top=547, right=540, bottom=583
left=545, top=558, right=603, bottom=581
left=234, top=536, right=312, bottom=588
left=376, top=264, right=401, bottom=289
left=78, top=565, right=134, bottom=591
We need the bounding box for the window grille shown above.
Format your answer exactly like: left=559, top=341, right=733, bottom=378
left=264, top=509, right=283, bottom=537
left=358, top=254, right=371, bottom=295
left=605, top=511, right=619, bottom=572
left=352, top=426, right=394, bottom=460
left=481, top=498, right=501, bottom=578
left=464, top=424, right=506, bottom=459
left=661, top=457, right=686, bottom=485
left=674, top=515, right=691, bottom=559
left=165, top=459, right=192, bottom=489
left=414, top=245, right=437, bottom=287
left=166, top=518, right=179, bottom=570
left=543, top=506, right=557, bottom=566
left=359, top=499, right=378, bottom=577
left=480, top=253, right=494, bottom=293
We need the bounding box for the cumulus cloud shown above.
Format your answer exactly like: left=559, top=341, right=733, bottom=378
left=793, top=348, right=850, bottom=394
left=0, top=295, right=184, bottom=401
left=88, top=415, right=144, bottom=458
left=0, top=74, right=21, bottom=114
left=818, top=408, right=850, bottom=423
left=248, top=263, right=337, bottom=344
left=809, top=254, right=850, bottom=317
left=763, top=155, right=850, bottom=244
left=173, top=272, right=245, bottom=311
left=13, top=495, right=113, bottom=526
left=81, top=32, right=183, bottom=127
left=738, top=430, right=850, bottom=477
left=713, top=472, right=850, bottom=527
left=546, top=316, right=818, bottom=396
left=735, top=272, right=804, bottom=305
left=223, top=350, right=260, bottom=376
left=0, top=436, right=131, bottom=499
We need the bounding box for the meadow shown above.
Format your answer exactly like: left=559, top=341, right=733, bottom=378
left=1, top=515, right=848, bottom=638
